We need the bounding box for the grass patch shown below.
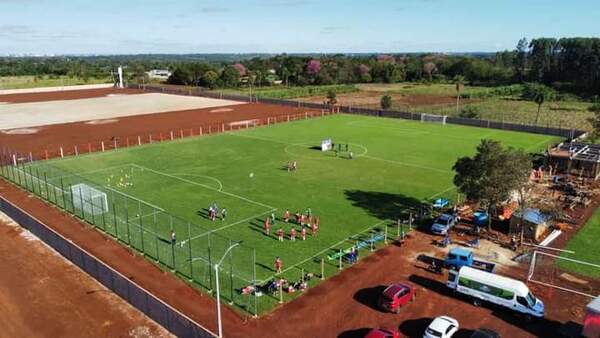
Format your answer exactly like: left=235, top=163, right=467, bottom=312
left=217, top=84, right=358, bottom=99
left=559, top=208, right=600, bottom=278
left=0, top=75, right=112, bottom=90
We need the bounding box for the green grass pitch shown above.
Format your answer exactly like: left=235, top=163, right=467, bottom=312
left=18, top=114, right=559, bottom=313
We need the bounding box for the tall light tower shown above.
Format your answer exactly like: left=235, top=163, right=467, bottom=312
left=117, top=66, right=124, bottom=88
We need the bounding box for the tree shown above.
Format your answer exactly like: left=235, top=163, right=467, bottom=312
left=522, top=83, right=555, bottom=126
left=326, top=90, right=337, bottom=105
left=459, top=106, right=480, bottom=119
left=202, top=70, right=218, bottom=89
left=220, top=66, right=240, bottom=87
left=453, top=139, right=532, bottom=230
left=453, top=75, right=465, bottom=114
left=587, top=101, right=600, bottom=141
left=380, top=95, right=392, bottom=110
left=423, top=62, right=437, bottom=82
left=514, top=38, right=528, bottom=82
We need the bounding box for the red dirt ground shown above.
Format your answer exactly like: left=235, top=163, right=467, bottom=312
left=0, top=99, right=321, bottom=159
left=0, top=214, right=171, bottom=338
left=0, top=88, right=590, bottom=338
left=0, top=87, right=143, bottom=103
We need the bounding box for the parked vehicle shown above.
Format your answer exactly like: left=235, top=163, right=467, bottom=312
left=470, top=328, right=500, bottom=338
left=431, top=214, right=456, bottom=235
left=444, top=248, right=495, bottom=272
left=423, top=316, right=459, bottom=338
left=447, top=266, right=544, bottom=319
left=378, top=283, right=416, bottom=313
left=583, top=296, right=600, bottom=338
left=365, top=328, right=401, bottom=338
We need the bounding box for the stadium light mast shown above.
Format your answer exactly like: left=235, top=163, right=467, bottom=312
left=214, top=241, right=241, bottom=338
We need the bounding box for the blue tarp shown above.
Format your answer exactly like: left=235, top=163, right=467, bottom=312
left=513, top=208, right=548, bottom=225
left=433, top=198, right=449, bottom=208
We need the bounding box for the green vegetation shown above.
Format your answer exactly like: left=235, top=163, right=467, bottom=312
left=219, top=84, right=358, bottom=99
left=7, top=114, right=558, bottom=314
left=0, top=75, right=111, bottom=90
left=559, top=208, right=600, bottom=278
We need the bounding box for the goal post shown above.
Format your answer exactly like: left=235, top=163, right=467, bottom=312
left=528, top=250, right=600, bottom=298
left=420, top=113, right=447, bottom=125
left=71, top=183, right=109, bottom=216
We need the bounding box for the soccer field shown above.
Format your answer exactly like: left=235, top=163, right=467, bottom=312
left=10, top=114, right=560, bottom=314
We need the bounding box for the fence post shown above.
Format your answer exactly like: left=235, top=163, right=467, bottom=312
left=170, top=216, right=176, bottom=272
left=222, top=123, right=225, bottom=132
left=60, top=147, right=64, bottom=158
left=229, top=239, right=234, bottom=305
left=74, top=145, right=78, bottom=156
left=199, top=127, right=203, bottom=136
left=126, top=138, right=129, bottom=147
left=187, top=222, right=194, bottom=282
left=45, top=150, right=49, bottom=160
left=338, top=249, right=343, bottom=270
left=114, top=139, right=117, bottom=149
left=170, top=131, right=174, bottom=140
left=180, top=129, right=184, bottom=138
left=60, top=178, right=67, bottom=210
left=321, top=258, right=325, bottom=280
left=125, top=197, right=131, bottom=246
left=101, top=142, right=105, bottom=152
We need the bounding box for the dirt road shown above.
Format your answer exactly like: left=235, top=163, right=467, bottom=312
left=0, top=212, right=171, bottom=338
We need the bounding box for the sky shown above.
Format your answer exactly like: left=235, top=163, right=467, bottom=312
left=0, top=0, right=599, bottom=55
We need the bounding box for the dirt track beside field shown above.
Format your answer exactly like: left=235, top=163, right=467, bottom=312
left=0, top=212, right=171, bottom=338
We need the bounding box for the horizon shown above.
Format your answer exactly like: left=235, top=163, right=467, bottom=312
left=1, top=0, right=599, bottom=55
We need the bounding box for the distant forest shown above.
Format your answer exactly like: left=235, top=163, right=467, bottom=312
left=1, top=38, right=599, bottom=97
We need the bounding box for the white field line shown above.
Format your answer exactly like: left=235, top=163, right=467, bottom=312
left=179, top=209, right=276, bottom=246
left=167, top=173, right=224, bottom=191
left=427, top=185, right=457, bottom=200
left=103, top=185, right=166, bottom=212
left=256, top=220, right=386, bottom=284
left=231, top=132, right=451, bottom=174
left=361, top=155, right=452, bottom=174
left=130, top=163, right=275, bottom=210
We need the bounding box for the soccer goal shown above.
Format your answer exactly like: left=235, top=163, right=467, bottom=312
left=527, top=250, right=600, bottom=298
left=421, top=113, right=447, bottom=124
left=71, top=183, right=109, bottom=215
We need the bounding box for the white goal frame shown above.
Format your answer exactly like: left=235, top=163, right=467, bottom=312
left=527, top=250, right=600, bottom=298
left=420, top=113, right=447, bottom=124
left=71, top=183, right=109, bottom=216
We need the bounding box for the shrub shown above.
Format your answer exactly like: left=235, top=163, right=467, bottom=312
left=459, top=106, right=481, bottom=119
left=380, top=95, right=393, bottom=110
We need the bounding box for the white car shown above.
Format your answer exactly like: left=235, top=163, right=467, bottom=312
left=423, top=316, right=459, bottom=338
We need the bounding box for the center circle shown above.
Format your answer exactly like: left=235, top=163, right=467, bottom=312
left=284, top=142, right=368, bottom=159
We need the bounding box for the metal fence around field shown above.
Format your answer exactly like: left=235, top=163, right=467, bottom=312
left=0, top=195, right=216, bottom=338
left=133, top=84, right=585, bottom=140
left=0, top=157, right=261, bottom=317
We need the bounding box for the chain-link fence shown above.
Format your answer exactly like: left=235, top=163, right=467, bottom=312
left=0, top=156, right=260, bottom=317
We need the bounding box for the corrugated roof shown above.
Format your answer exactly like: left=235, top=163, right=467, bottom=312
left=513, top=208, right=548, bottom=225
left=588, top=296, right=600, bottom=314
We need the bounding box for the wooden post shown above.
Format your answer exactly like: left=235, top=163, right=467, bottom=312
left=126, top=138, right=129, bottom=147
left=170, top=131, right=174, bottom=140
left=199, top=127, right=203, bottom=136
left=321, top=258, right=325, bottom=280
left=74, top=145, right=78, bottom=156
left=278, top=281, right=283, bottom=304
left=60, top=147, right=64, bottom=158
left=101, top=142, right=105, bottom=152
left=138, top=136, right=142, bottom=145
left=88, top=143, right=92, bottom=153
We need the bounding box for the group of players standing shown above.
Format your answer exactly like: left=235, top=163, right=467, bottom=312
left=264, top=208, right=320, bottom=242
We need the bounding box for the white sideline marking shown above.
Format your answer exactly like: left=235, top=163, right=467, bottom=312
left=130, top=164, right=275, bottom=210
left=256, top=220, right=386, bottom=284
left=361, top=155, right=451, bottom=174
left=103, top=185, right=166, bottom=212
left=179, top=209, right=275, bottom=246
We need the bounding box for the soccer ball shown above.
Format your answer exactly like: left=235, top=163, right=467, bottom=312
left=249, top=172, right=254, bottom=178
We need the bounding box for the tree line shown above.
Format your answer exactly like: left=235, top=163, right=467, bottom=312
left=1, top=37, right=599, bottom=97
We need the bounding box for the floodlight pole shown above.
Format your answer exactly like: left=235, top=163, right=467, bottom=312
left=214, top=242, right=240, bottom=338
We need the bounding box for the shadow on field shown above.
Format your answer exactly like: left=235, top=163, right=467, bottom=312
left=353, top=285, right=386, bottom=311
left=337, top=328, right=371, bottom=338
left=344, top=190, right=423, bottom=223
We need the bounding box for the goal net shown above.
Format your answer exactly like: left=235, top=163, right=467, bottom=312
left=421, top=113, right=447, bottom=124
left=71, top=183, right=109, bottom=216
left=527, top=250, right=600, bottom=298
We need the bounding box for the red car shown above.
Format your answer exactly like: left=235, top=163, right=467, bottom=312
left=365, top=328, right=400, bottom=338
left=378, top=283, right=416, bottom=313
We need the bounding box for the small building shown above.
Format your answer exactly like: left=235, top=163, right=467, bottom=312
left=146, top=69, right=172, bottom=80
left=548, top=142, right=600, bottom=179
left=509, top=208, right=550, bottom=242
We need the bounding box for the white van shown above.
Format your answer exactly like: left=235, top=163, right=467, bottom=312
left=447, top=266, right=544, bottom=319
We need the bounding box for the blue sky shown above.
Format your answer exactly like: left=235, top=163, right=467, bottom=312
left=1, top=0, right=599, bottom=54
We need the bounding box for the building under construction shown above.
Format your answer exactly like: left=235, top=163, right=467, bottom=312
left=548, top=142, right=600, bottom=179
